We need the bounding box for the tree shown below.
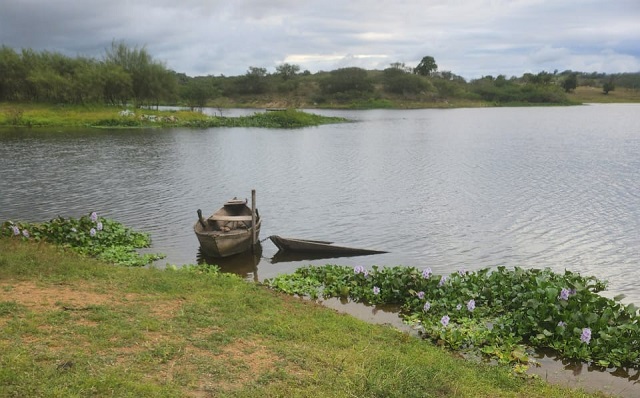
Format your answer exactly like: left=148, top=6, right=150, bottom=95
left=382, top=67, right=429, bottom=95
left=319, top=67, right=374, bottom=95
left=389, top=62, right=412, bottom=73
left=235, top=66, right=269, bottom=94
left=603, top=78, right=615, bottom=95
left=275, top=63, right=300, bottom=80
left=0, top=46, right=24, bottom=101
left=102, top=64, right=133, bottom=106
left=414, top=56, right=438, bottom=76
left=104, top=40, right=176, bottom=107
left=561, top=73, right=578, bottom=92
left=182, top=76, right=217, bottom=110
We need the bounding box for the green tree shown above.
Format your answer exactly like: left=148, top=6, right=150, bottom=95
left=102, top=63, right=133, bottom=106
left=275, top=63, right=300, bottom=80
left=235, top=66, right=269, bottom=94
left=104, top=40, right=176, bottom=107
left=382, top=67, right=429, bottom=95
left=181, top=76, right=218, bottom=110
left=0, top=46, right=24, bottom=101
left=603, top=78, right=615, bottom=94
left=319, top=67, right=373, bottom=95
left=414, top=56, right=438, bottom=76
left=561, top=73, right=578, bottom=92
left=389, top=62, right=413, bottom=73
left=71, top=58, right=105, bottom=104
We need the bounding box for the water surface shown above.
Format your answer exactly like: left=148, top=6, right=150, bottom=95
left=1, top=104, right=639, bottom=305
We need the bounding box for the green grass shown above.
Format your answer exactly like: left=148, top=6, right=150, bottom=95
left=570, top=86, right=640, bottom=103
left=0, top=239, right=609, bottom=397
left=0, top=103, right=347, bottom=129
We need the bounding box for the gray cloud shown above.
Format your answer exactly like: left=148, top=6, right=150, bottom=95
left=1, top=0, right=638, bottom=79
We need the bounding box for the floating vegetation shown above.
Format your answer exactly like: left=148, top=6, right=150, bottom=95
left=92, top=109, right=347, bottom=129
left=266, top=264, right=640, bottom=371
left=1, top=212, right=164, bottom=266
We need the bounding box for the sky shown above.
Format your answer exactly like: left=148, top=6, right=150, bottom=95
left=1, top=0, right=639, bottom=80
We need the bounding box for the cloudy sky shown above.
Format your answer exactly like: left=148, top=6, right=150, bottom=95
left=1, top=0, right=639, bottom=79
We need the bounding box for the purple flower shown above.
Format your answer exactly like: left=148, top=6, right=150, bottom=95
left=423, top=302, right=431, bottom=312
left=421, top=267, right=432, bottom=279
left=22, top=229, right=29, bottom=238
left=11, top=225, right=20, bottom=235
left=438, top=275, right=448, bottom=287
left=557, top=321, right=567, bottom=327
left=440, top=315, right=450, bottom=327
left=580, top=328, right=591, bottom=344
left=353, top=266, right=368, bottom=277
left=96, top=221, right=103, bottom=231
left=456, top=304, right=462, bottom=311
left=90, top=228, right=96, bottom=237
left=417, top=291, right=425, bottom=299
left=90, top=212, right=98, bottom=222
left=467, top=299, right=476, bottom=312
left=559, top=288, right=570, bottom=301
left=569, top=288, right=577, bottom=296
left=373, top=286, right=380, bottom=295
left=458, top=269, right=466, bottom=277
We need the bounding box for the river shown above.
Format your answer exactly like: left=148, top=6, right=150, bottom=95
left=2, top=104, right=639, bottom=302
left=2, top=104, right=640, bottom=396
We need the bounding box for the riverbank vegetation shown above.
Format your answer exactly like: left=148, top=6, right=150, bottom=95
left=1, top=212, right=164, bottom=266
left=1, top=42, right=638, bottom=112
left=1, top=236, right=606, bottom=397
left=0, top=103, right=346, bottom=129
left=267, top=265, right=640, bottom=373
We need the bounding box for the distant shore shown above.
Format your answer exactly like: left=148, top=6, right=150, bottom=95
left=0, top=86, right=638, bottom=129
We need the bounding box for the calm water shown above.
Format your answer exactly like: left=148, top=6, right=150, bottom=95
left=1, top=104, right=640, bottom=305
left=3, top=104, right=640, bottom=396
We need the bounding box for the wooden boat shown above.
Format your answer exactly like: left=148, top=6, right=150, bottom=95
left=269, top=235, right=387, bottom=257
left=194, top=197, right=261, bottom=258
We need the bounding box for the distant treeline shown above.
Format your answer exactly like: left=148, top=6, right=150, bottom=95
left=1, top=42, right=639, bottom=108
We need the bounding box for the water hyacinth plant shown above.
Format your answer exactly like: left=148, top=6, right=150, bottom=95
left=266, top=264, right=640, bottom=370
left=1, top=213, right=165, bottom=266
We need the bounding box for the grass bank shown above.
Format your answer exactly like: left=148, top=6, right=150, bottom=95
left=0, top=103, right=347, bottom=129
left=569, top=87, right=640, bottom=103
left=0, top=240, right=607, bottom=397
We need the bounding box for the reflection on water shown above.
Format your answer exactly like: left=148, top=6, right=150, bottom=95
left=529, top=349, right=640, bottom=398
left=197, top=243, right=263, bottom=282
left=270, top=250, right=384, bottom=264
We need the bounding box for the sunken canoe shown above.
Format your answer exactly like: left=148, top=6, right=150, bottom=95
left=269, top=235, right=387, bottom=256
left=194, top=198, right=261, bottom=258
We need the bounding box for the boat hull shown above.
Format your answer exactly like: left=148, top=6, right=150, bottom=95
left=194, top=199, right=261, bottom=258
left=269, top=235, right=386, bottom=256
left=195, top=224, right=261, bottom=257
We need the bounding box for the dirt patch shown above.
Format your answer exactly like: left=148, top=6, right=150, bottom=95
left=1, top=281, right=132, bottom=309
left=0, top=281, right=182, bottom=318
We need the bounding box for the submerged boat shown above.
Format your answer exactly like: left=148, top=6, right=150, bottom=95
left=269, top=235, right=387, bottom=257
left=194, top=197, right=261, bottom=258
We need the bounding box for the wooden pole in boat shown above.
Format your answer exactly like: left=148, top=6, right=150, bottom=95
left=251, top=189, right=257, bottom=250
